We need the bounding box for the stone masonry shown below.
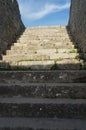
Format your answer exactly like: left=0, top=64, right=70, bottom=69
left=0, top=0, right=25, bottom=55
left=69, top=0, right=86, bottom=54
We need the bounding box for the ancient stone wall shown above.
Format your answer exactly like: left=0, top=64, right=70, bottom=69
left=0, top=0, right=25, bottom=55
left=69, top=0, right=86, bottom=53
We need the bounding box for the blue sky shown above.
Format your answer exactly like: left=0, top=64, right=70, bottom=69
left=18, top=0, right=71, bottom=27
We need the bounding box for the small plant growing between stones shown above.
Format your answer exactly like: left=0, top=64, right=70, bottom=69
left=51, top=61, right=59, bottom=70
left=69, top=49, right=77, bottom=53
left=80, top=63, right=86, bottom=70
left=55, top=58, right=63, bottom=62
left=75, top=55, right=80, bottom=61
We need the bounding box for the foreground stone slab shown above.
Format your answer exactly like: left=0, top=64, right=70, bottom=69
left=0, top=83, right=86, bottom=99
left=0, top=98, right=86, bottom=118
left=0, top=118, right=86, bottom=130
left=0, top=70, right=86, bottom=83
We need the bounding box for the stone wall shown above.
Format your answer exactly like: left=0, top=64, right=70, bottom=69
left=0, top=0, right=25, bottom=55
left=69, top=0, right=86, bottom=53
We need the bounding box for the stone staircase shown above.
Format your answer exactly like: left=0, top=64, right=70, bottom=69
left=0, top=26, right=86, bottom=130
left=0, top=26, right=85, bottom=70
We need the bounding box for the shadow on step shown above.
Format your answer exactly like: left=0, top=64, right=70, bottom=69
left=66, top=26, right=85, bottom=62
left=0, top=28, right=25, bottom=60
left=0, top=62, right=84, bottom=70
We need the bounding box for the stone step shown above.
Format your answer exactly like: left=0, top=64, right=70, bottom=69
left=24, top=29, right=68, bottom=32
left=24, top=28, right=68, bottom=31
left=11, top=40, right=74, bottom=47
left=17, top=38, right=71, bottom=42
left=24, top=28, right=67, bottom=32
left=24, top=27, right=67, bottom=32
left=0, top=70, right=86, bottom=83
left=16, top=40, right=72, bottom=45
left=3, top=54, right=50, bottom=61
left=10, top=43, right=75, bottom=50
left=14, top=59, right=83, bottom=70
left=6, top=48, right=78, bottom=55
left=23, top=31, right=68, bottom=36
left=2, top=58, right=83, bottom=70
left=25, top=30, right=67, bottom=33
left=6, top=49, right=37, bottom=55
left=21, top=35, right=70, bottom=40
left=50, top=53, right=80, bottom=59
left=3, top=53, right=80, bottom=60
left=0, top=98, right=86, bottom=118
left=0, top=83, right=86, bottom=99
left=21, top=31, right=69, bottom=35
left=20, top=34, right=70, bottom=38
left=0, top=117, right=86, bottom=130
left=6, top=49, right=57, bottom=55
left=19, top=33, right=70, bottom=39
left=10, top=44, right=39, bottom=50
left=36, top=49, right=74, bottom=54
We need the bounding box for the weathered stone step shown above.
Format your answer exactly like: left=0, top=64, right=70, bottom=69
left=6, top=48, right=78, bottom=55
left=21, top=31, right=69, bottom=35
left=20, top=34, right=70, bottom=38
left=23, top=34, right=69, bottom=39
left=24, top=26, right=67, bottom=32
left=25, top=29, right=67, bottom=32
left=0, top=83, right=86, bottom=99
left=22, top=28, right=69, bottom=33
left=0, top=117, right=86, bottom=130
left=19, top=35, right=70, bottom=39
left=6, top=48, right=57, bottom=55
left=2, top=59, right=83, bottom=70
left=10, top=43, right=75, bottom=50
left=5, top=44, right=76, bottom=53
left=3, top=54, right=50, bottom=61
left=3, top=53, right=80, bottom=61
left=23, top=31, right=68, bottom=36
left=7, top=48, right=57, bottom=54
left=17, top=40, right=72, bottom=44
left=6, top=49, right=37, bottom=55
left=11, top=40, right=74, bottom=47
left=0, top=98, right=86, bottom=118
left=0, top=70, right=86, bottom=83
left=24, top=29, right=68, bottom=33
left=17, top=38, right=71, bottom=42
left=35, top=49, right=78, bottom=55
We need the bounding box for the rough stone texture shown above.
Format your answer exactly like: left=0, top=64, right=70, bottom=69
left=0, top=118, right=86, bottom=130
left=0, top=83, right=86, bottom=99
left=69, top=0, right=86, bottom=53
left=0, top=71, right=86, bottom=84
left=0, top=98, right=86, bottom=118
left=0, top=0, right=25, bottom=55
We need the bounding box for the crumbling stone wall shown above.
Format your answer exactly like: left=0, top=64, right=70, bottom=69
left=0, top=0, right=25, bottom=55
left=69, top=0, right=86, bottom=53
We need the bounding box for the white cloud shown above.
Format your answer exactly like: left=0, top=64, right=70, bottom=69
left=19, top=1, right=70, bottom=21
